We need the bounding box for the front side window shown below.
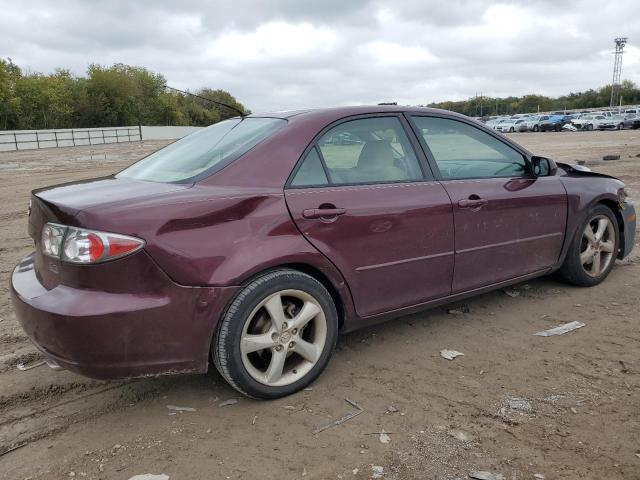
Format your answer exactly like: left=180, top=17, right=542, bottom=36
left=315, top=117, right=423, bottom=185
left=412, top=116, right=527, bottom=179
left=118, top=117, right=286, bottom=183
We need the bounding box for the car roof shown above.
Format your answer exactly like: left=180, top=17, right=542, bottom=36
left=247, top=105, right=468, bottom=123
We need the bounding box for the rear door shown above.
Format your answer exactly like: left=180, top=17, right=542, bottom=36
left=284, top=115, right=454, bottom=317
left=408, top=114, right=567, bottom=293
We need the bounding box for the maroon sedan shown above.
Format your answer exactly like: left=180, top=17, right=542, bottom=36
left=11, top=106, right=636, bottom=398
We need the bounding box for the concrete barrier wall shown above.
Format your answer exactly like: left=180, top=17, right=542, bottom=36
left=0, top=125, right=204, bottom=152
left=140, top=126, right=202, bottom=140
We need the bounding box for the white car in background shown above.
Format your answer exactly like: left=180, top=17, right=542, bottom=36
left=521, top=115, right=547, bottom=132
left=495, top=118, right=526, bottom=133
left=571, top=114, right=614, bottom=131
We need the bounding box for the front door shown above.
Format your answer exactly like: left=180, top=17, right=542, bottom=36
left=409, top=115, right=567, bottom=293
left=284, top=115, right=454, bottom=316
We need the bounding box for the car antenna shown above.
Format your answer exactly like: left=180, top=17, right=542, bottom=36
left=164, top=85, right=247, bottom=117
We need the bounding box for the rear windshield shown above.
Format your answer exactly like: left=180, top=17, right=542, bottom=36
left=118, top=117, right=286, bottom=183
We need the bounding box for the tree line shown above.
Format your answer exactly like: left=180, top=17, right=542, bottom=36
left=428, top=80, right=640, bottom=117
left=2, top=58, right=640, bottom=130
left=0, top=59, right=248, bottom=130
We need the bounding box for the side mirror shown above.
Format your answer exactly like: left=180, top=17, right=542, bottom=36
left=531, top=156, right=557, bottom=177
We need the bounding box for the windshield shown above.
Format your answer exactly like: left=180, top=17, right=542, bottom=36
left=118, top=117, right=286, bottom=183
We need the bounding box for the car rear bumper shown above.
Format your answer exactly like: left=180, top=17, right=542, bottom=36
left=619, top=203, right=636, bottom=259
left=11, top=253, right=239, bottom=379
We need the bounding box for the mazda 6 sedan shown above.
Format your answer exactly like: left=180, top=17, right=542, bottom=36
left=11, top=106, right=636, bottom=399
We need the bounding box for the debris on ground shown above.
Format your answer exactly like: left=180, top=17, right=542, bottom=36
left=218, top=399, right=238, bottom=407
left=543, top=394, right=564, bottom=403
left=534, top=474, right=545, bottom=479
left=534, top=321, right=585, bottom=337
left=166, top=405, right=195, bottom=413
left=440, top=349, right=465, bottom=360
left=619, top=360, right=630, bottom=373
left=448, top=429, right=473, bottom=442
left=312, top=398, right=363, bottom=434
left=469, top=470, right=505, bottom=480
left=504, top=397, right=532, bottom=412
left=386, top=405, right=398, bottom=414
left=371, top=465, right=384, bottom=478
left=447, top=305, right=470, bottom=315
left=379, top=430, right=391, bottom=444
left=603, top=154, right=620, bottom=161
left=16, top=359, right=46, bottom=371
left=503, top=289, right=520, bottom=298
left=128, top=475, right=170, bottom=480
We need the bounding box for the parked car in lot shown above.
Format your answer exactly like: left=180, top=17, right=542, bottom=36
left=572, top=114, right=611, bottom=131
left=11, top=106, right=636, bottom=398
left=496, top=118, right=526, bottom=133
left=612, top=114, right=639, bottom=130
left=539, top=115, right=567, bottom=132
left=522, top=115, right=543, bottom=132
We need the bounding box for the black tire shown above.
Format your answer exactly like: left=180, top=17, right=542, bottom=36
left=533, top=125, right=539, bottom=132
left=586, top=124, right=593, bottom=131
left=509, top=127, right=514, bottom=133
left=212, top=269, right=339, bottom=399
left=557, top=205, right=619, bottom=287
left=555, top=124, right=561, bottom=132
left=618, top=123, right=624, bottom=130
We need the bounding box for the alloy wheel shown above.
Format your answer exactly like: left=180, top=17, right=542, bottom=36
left=580, top=215, right=615, bottom=277
left=240, top=289, right=327, bottom=387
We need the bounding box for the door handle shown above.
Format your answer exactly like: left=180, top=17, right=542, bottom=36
left=458, top=198, right=488, bottom=209
left=302, top=207, right=347, bottom=219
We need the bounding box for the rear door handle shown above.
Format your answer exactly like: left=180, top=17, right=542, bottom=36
left=458, top=198, right=488, bottom=209
left=302, top=207, right=347, bottom=219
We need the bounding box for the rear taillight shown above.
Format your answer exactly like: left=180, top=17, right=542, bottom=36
left=41, top=222, right=144, bottom=264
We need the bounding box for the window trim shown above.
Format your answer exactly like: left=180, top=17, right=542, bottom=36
left=405, top=113, right=535, bottom=182
left=285, top=113, right=433, bottom=189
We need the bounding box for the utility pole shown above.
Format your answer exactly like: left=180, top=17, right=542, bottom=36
left=610, top=37, right=628, bottom=107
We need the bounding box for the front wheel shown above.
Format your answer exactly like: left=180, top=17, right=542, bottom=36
left=558, top=206, right=619, bottom=287
left=533, top=125, right=539, bottom=132
left=618, top=123, right=624, bottom=130
left=212, top=269, right=338, bottom=399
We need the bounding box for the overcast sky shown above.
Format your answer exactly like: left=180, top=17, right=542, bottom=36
left=2, top=0, right=639, bottom=112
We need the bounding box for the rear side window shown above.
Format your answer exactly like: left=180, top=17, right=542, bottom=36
left=118, top=117, right=286, bottom=183
left=290, top=148, right=328, bottom=186
left=412, top=116, right=526, bottom=179
left=316, top=117, right=423, bottom=185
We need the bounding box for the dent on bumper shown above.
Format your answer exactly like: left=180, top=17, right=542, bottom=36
left=11, top=254, right=239, bottom=379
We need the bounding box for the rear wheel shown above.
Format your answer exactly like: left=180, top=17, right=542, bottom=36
left=213, top=269, right=338, bottom=399
left=558, top=205, right=619, bottom=287
left=586, top=124, right=593, bottom=131
left=509, top=127, right=514, bottom=133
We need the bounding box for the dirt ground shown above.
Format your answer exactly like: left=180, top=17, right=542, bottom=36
left=0, top=131, right=638, bottom=480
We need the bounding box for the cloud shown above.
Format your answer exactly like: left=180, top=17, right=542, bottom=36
left=0, top=0, right=639, bottom=111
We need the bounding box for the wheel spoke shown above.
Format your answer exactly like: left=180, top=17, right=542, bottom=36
left=264, top=294, right=286, bottom=331
left=241, top=333, right=276, bottom=355
left=292, top=339, right=319, bottom=363
left=600, top=240, right=614, bottom=253
left=580, top=246, right=594, bottom=264
left=290, top=301, right=321, bottom=331
left=595, top=218, right=608, bottom=241
left=591, top=252, right=601, bottom=274
left=584, top=227, right=596, bottom=243
left=265, top=349, right=287, bottom=383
